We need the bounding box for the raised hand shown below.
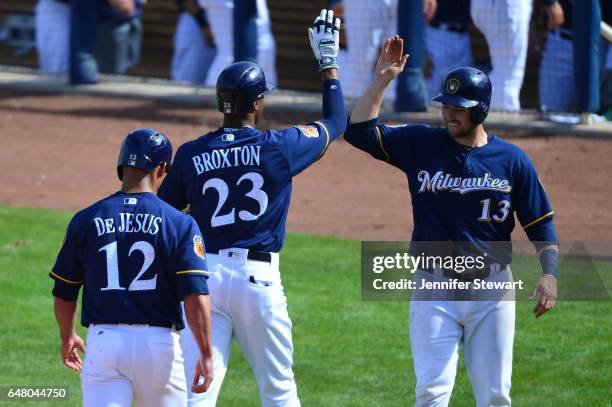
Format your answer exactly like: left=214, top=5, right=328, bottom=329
left=375, top=35, right=410, bottom=83
left=308, top=9, right=341, bottom=71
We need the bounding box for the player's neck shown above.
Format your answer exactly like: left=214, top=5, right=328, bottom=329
left=121, top=184, right=154, bottom=194
left=223, top=114, right=255, bottom=129
left=120, top=173, right=155, bottom=194
left=454, top=125, right=488, bottom=148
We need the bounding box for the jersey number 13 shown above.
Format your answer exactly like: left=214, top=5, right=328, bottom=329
left=478, top=199, right=511, bottom=222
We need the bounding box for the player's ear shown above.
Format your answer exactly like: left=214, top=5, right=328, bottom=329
left=252, top=97, right=264, bottom=113
left=155, top=163, right=166, bottom=182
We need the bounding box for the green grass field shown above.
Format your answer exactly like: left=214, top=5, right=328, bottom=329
left=0, top=206, right=610, bottom=406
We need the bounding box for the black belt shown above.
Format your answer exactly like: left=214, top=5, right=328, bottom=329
left=92, top=322, right=173, bottom=328
left=151, top=322, right=173, bottom=328
left=208, top=249, right=272, bottom=263
left=422, top=264, right=506, bottom=282
left=430, top=22, right=468, bottom=33
left=550, top=29, right=572, bottom=41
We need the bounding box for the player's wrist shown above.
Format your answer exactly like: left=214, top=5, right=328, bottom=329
left=317, top=58, right=338, bottom=72
left=321, top=68, right=339, bottom=80
left=539, top=247, right=559, bottom=278
left=373, top=75, right=393, bottom=91
left=59, top=330, right=77, bottom=342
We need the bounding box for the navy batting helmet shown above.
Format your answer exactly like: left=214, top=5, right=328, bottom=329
left=432, top=67, right=492, bottom=125
left=117, top=128, right=172, bottom=181
left=216, top=61, right=274, bottom=114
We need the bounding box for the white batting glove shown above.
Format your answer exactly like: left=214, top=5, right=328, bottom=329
left=308, top=9, right=341, bottom=71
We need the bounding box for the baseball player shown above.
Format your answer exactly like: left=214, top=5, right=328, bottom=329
left=539, top=0, right=612, bottom=114
left=343, top=0, right=436, bottom=102
left=425, top=0, right=473, bottom=99
left=35, top=0, right=70, bottom=74
left=539, top=0, right=574, bottom=112
left=344, top=36, right=559, bottom=406
left=196, top=0, right=277, bottom=87
left=50, top=128, right=213, bottom=406
left=471, top=0, right=532, bottom=111
left=171, top=0, right=217, bottom=84
left=343, top=0, right=398, bottom=100
left=158, top=9, right=345, bottom=406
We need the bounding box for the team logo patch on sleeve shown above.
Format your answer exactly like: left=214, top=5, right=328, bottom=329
left=193, top=235, right=206, bottom=259
left=294, top=125, right=320, bottom=138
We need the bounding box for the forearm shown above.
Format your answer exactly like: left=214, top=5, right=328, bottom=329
left=54, top=297, right=78, bottom=341
left=349, top=77, right=392, bottom=124
left=184, top=294, right=212, bottom=358
left=317, top=71, right=346, bottom=138
left=538, top=244, right=559, bottom=278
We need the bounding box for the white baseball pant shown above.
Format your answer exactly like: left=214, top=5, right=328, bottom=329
left=81, top=324, right=187, bottom=407
left=471, top=0, right=532, bottom=111
left=181, top=249, right=299, bottom=407
left=409, top=268, right=515, bottom=407
left=171, top=11, right=217, bottom=84
left=197, top=0, right=234, bottom=87
left=344, top=0, right=397, bottom=101
left=35, top=0, right=70, bottom=74
left=425, top=25, right=473, bottom=99
left=196, top=0, right=277, bottom=87
left=255, top=0, right=277, bottom=85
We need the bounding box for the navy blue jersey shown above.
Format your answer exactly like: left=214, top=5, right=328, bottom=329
left=159, top=123, right=333, bottom=252
left=344, top=119, right=558, bottom=264
left=50, top=192, right=209, bottom=330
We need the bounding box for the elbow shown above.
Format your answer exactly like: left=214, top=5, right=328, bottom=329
left=320, top=105, right=347, bottom=140
left=329, top=114, right=347, bottom=138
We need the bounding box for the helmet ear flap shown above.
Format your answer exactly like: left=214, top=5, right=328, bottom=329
left=217, top=90, right=236, bottom=114
left=470, top=102, right=489, bottom=125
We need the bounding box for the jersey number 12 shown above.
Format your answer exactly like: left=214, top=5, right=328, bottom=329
left=99, top=240, right=157, bottom=291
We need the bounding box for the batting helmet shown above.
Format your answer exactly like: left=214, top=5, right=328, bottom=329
left=432, top=67, right=492, bottom=125
left=216, top=61, right=274, bottom=114
left=117, top=128, right=172, bottom=181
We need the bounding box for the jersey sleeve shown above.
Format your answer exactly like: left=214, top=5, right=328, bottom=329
left=268, top=124, right=332, bottom=176
left=512, top=152, right=558, bottom=243
left=174, top=218, right=209, bottom=299
left=268, top=79, right=346, bottom=177
left=158, top=148, right=188, bottom=211
left=344, top=118, right=421, bottom=169
left=50, top=215, right=85, bottom=301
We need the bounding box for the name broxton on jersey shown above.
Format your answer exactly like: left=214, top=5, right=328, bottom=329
left=191, top=145, right=261, bottom=174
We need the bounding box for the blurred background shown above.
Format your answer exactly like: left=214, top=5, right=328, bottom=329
left=0, top=0, right=610, bottom=118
